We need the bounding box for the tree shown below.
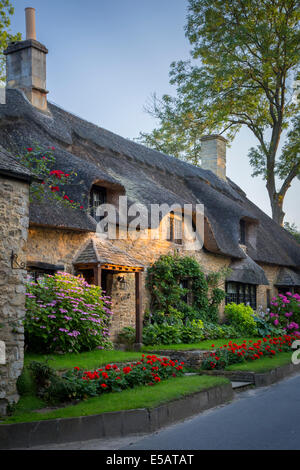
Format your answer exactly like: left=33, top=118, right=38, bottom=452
left=137, top=0, right=300, bottom=225
left=284, top=221, right=300, bottom=244
left=0, top=1, right=21, bottom=83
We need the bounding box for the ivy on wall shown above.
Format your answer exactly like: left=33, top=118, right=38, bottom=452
left=146, top=253, right=228, bottom=323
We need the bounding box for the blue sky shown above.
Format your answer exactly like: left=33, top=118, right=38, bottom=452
left=9, top=0, right=300, bottom=226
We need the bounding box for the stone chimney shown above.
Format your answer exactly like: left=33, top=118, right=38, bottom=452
left=200, top=135, right=227, bottom=180
left=4, top=8, right=48, bottom=112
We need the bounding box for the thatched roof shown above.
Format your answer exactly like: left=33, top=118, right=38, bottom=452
left=227, top=255, right=269, bottom=285
left=74, top=238, right=144, bottom=270
left=0, top=89, right=300, bottom=269
left=0, top=145, right=33, bottom=182
left=275, top=268, right=300, bottom=287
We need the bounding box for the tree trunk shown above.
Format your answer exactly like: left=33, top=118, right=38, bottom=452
left=271, top=195, right=285, bottom=226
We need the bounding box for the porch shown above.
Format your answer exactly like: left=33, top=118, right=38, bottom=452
left=73, top=239, right=145, bottom=346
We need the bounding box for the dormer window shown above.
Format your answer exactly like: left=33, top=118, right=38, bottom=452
left=89, top=186, right=107, bottom=220
left=239, top=219, right=246, bottom=245
left=167, top=212, right=183, bottom=245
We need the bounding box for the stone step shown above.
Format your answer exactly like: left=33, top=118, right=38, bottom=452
left=231, top=381, right=253, bottom=390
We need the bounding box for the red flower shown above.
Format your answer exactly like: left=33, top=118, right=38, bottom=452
left=101, top=383, right=108, bottom=389
left=27, top=148, right=33, bottom=152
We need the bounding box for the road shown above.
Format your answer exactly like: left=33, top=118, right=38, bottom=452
left=27, top=374, right=300, bottom=450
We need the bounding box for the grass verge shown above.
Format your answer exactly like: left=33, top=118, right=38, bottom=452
left=1, top=375, right=228, bottom=425
left=225, top=351, right=293, bottom=373
left=143, top=338, right=260, bottom=351
left=24, top=350, right=144, bottom=371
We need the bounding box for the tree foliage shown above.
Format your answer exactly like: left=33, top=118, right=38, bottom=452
left=137, top=0, right=300, bottom=225
left=284, top=221, right=300, bottom=244
left=0, top=1, right=21, bottom=83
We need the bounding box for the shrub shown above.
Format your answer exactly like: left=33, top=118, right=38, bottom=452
left=180, top=319, right=205, bottom=343
left=224, top=303, right=258, bottom=336
left=143, top=324, right=182, bottom=346
left=117, top=326, right=136, bottom=346
left=267, top=292, right=300, bottom=336
left=252, top=314, right=283, bottom=337
left=25, top=272, right=113, bottom=353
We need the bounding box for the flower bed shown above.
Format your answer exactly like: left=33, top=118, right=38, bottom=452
left=71, top=354, right=185, bottom=395
left=28, top=355, right=185, bottom=404
left=202, top=335, right=297, bottom=370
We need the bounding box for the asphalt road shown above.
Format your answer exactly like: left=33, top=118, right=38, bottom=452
left=27, top=374, right=300, bottom=450
left=124, top=374, right=300, bottom=450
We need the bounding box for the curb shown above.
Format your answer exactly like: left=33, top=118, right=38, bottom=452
left=198, top=361, right=300, bottom=386
left=0, top=383, right=233, bottom=449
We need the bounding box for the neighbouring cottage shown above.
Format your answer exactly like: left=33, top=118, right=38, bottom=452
left=0, top=147, right=32, bottom=414
left=1, top=9, right=300, bottom=347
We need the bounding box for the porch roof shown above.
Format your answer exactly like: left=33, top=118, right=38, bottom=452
left=73, top=239, right=144, bottom=272
left=226, top=254, right=269, bottom=285
left=275, top=267, right=300, bottom=287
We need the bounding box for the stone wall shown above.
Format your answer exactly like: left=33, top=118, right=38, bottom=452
left=256, top=263, right=280, bottom=310
left=0, top=176, right=30, bottom=415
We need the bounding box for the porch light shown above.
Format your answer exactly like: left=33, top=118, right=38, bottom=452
left=117, top=276, right=127, bottom=290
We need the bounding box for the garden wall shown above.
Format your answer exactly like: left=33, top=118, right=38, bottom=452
left=0, top=175, right=30, bottom=414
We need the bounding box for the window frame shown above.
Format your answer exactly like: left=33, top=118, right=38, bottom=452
left=166, top=212, right=183, bottom=245
left=239, top=219, right=246, bottom=245
left=225, top=281, right=257, bottom=310
left=89, top=186, right=107, bottom=220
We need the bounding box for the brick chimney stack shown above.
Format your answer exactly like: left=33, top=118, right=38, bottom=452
left=4, top=8, right=49, bottom=113
left=200, top=135, right=227, bottom=180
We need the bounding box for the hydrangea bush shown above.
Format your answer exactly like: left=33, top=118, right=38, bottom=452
left=25, top=272, right=113, bottom=353
left=267, top=292, right=300, bottom=336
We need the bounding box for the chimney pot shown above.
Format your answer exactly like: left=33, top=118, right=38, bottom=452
left=25, top=7, right=36, bottom=40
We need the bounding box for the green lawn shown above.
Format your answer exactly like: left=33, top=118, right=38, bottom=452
left=24, top=349, right=144, bottom=371
left=1, top=375, right=229, bottom=424
left=226, top=351, right=293, bottom=373
left=143, top=338, right=260, bottom=351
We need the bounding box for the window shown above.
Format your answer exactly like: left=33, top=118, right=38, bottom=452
left=27, top=262, right=64, bottom=282
left=277, top=286, right=300, bottom=295
left=167, top=212, right=183, bottom=245
left=180, top=279, right=189, bottom=304
left=225, top=282, right=257, bottom=310
left=239, top=220, right=246, bottom=244
left=89, top=186, right=107, bottom=220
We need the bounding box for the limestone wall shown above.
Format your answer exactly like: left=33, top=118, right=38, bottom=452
left=256, top=262, right=280, bottom=310
left=0, top=176, right=30, bottom=414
